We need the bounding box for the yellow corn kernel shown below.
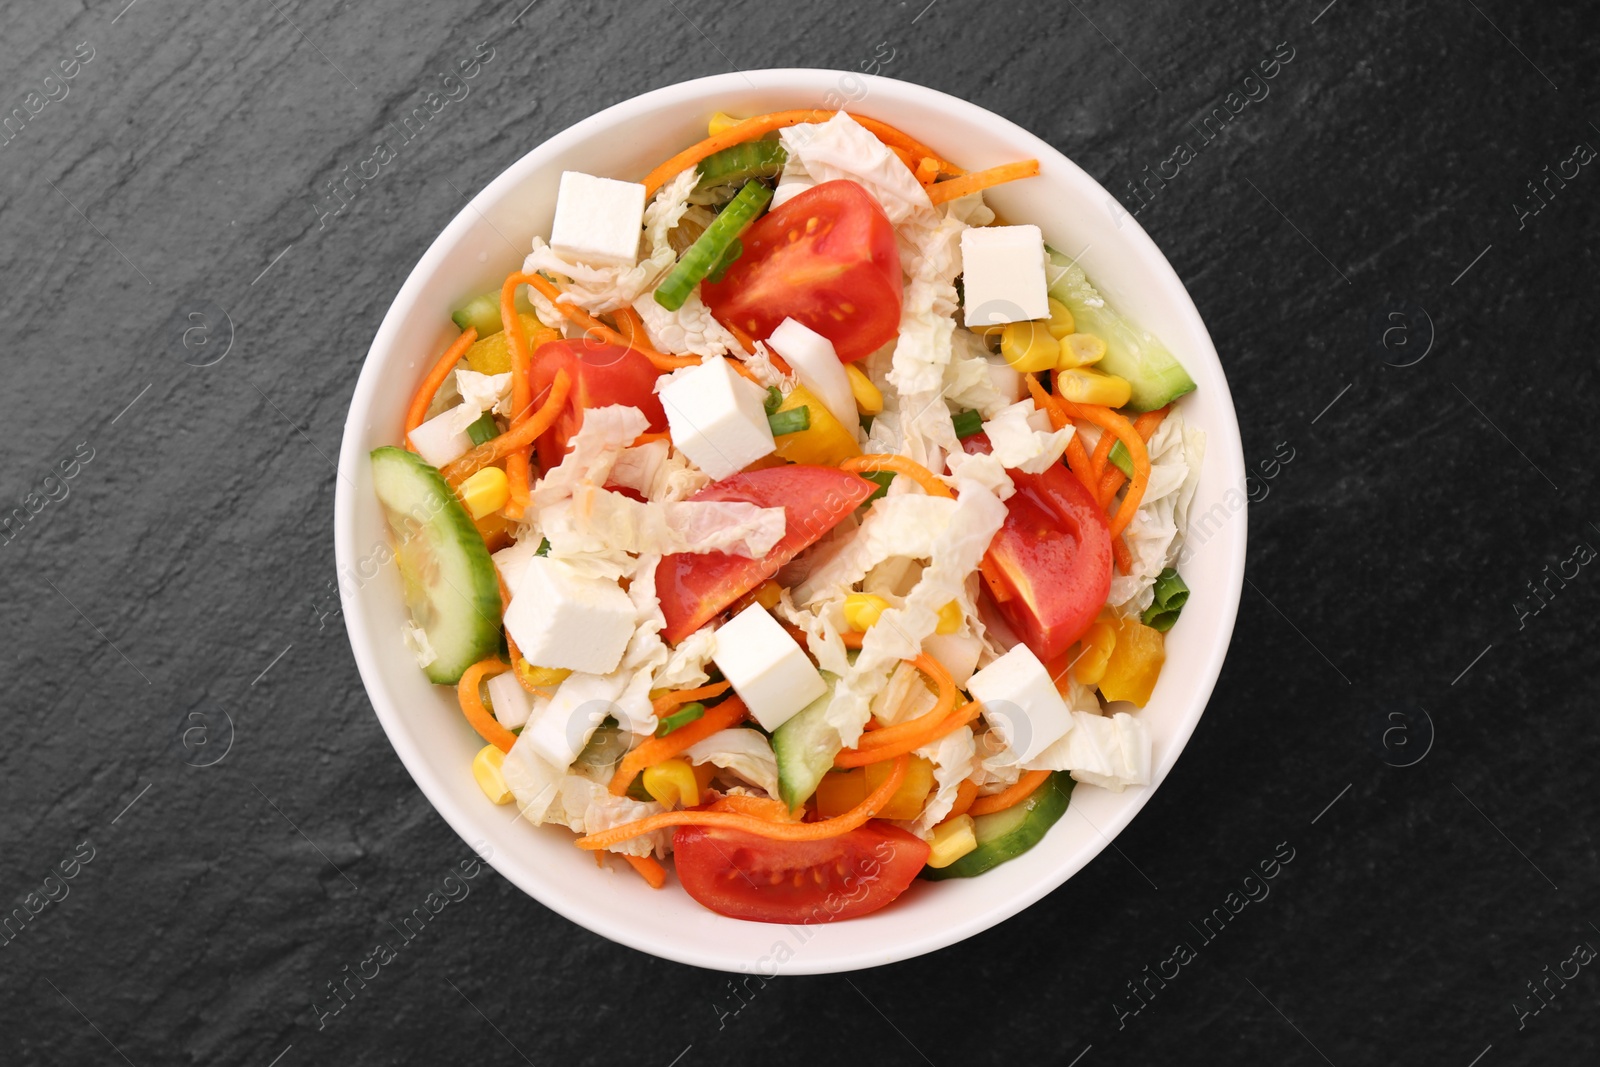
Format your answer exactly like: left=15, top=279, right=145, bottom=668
left=1071, top=617, right=1118, bottom=687
left=926, top=813, right=978, bottom=868
left=1058, top=331, right=1108, bottom=369
left=707, top=111, right=745, bottom=136
left=458, top=466, right=510, bottom=520
left=642, top=758, right=704, bottom=808
left=936, top=600, right=963, bottom=635
left=472, top=745, right=513, bottom=805
left=1045, top=298, right=1076, bottom=339
left=1057, top=367, right=1131, bottom=407
left=516, top=659, right=572, bottom=690
left=845, top=364, right=885, bottom=415
left=999, top=320, right=1060, bottom=373
left=843, top=592, right=891, bottom=632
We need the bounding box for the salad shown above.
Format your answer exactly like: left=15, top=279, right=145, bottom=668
left=372, top=107, right=1203, bottom=924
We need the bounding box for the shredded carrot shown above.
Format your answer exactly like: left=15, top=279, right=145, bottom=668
left=1096, top=406, right=1170, bottom=507
left=840, top=630, right=865, bottom=649
left=578, top=754, right=909, bottom=849
left=968, top=769, right=1051, bottom=817
left=1054, top=385, right=1151, bottom=541
left=706, top=794, right=798, bottom=820
left=612, top=304, right=647, bottom=346
left=524, top=273, right=700, bottom=371
left=725, top=321, right=758, bottom=355
left=940, top=778, right=980, bottom=823
left=1089, top=422, right=1118, bottom=481
left=926, top=159, right=1040, bottom=206
left=404, top=327, right=478, bottom=443
left=610, top=693, right=745, bottom=796
left=439, top=369, right=571, bottom=485
left=848, top=655, right=956, bottom=751
left=836, top=699, right=982, bottom=767
left=914, top=155, right=940, bottom=185
left=621, top=853, right=668, bottom=888
left=456, top=658, right=519, bottom=753
left=1111, top=535, right=1133, bottom=575
left=653, top=680, right=730, bottom=717
left=640, top=110, right=959, bottom=199
left=631, top=430, right=672, bottom=447
left=839, top=453, right=953, bottom=498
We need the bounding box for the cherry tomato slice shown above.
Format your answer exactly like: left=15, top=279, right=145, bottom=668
left=655, top=465, right=876, bottom=644
left=672, top=822, right=930, bottom=924
left=529, top=339, right=665, bottom=470
left=964, top=433, right=1112, bottom=662
left=702, top=180, right=902, bottom=363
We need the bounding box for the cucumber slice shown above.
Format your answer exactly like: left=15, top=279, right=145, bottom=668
left=921, top=772, right=1074, bottom=880
left=771, top=671, right=840, bottom=810
left=696, top=141, right=787, bottom=191
left=655, top=180, right=773, bottom=312
left=370, top=447, right=503, bottom=684
left=1045, top=250, right=1196, bottom=412
left=451, top=288, right=535, bottom=337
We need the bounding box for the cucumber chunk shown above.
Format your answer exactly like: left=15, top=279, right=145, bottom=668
left=696, top=141, right=787, bottom=191
left=771, top=672, right=841, bottom=810
left=370, top=447, right=503, bottom=684
left=655, top=180, right=773, bottom=312
left=1045, top=250, right=1196, bottom=412
left=451, top=288, right=535, bottom=338
left=921, top=772, right=1074, bottom=879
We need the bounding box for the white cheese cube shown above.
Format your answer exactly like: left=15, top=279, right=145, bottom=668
left=486, top=669, right=535, bottom=729
left=966, top=643, right=1074, bottom=763
left=960, top=224, right=1050, bottom=328
left=549, top=171, right=646, bottom=268
left=407, top=403, right=476, bottom=468
left=658, top=356, right=775, bottom=480
left=522, top=671, right=626, bottom=769
left=503, top=557, right=634, bottom=675
left=767, top=318, right=858, bottom=433
left=711, top=604, right=827, bottom=732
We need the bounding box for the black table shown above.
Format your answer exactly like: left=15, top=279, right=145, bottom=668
left=3, top=1, right=1595, bottom=1063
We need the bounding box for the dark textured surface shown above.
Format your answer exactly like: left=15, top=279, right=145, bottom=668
left=3, top=1, right=1597, bottom=1064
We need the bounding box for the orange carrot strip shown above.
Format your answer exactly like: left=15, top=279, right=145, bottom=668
left=524, top=273, right=700, bottom=371
left=840, top=453, right=954, bottom=498
left=849, top=655, right=956, bottom=750
left=834, top=700, right=982, bottom=767
left=926, top=159, right=1040, bottom=205
left=706, top=794, right=798, bottom=820
left=610, top=693, right=745, bottom=796
left=939, top=779, right=980, bottom=824
left=1089, top=422, right=1118, bottom=481
left=404, top=327, right=478, bottom=443
left=968, top=769, right=1051, bottom=817
left=456, top=658, right=519, bottom=753
left=640, top=110, right=959, bottom=199
left=439, top=369, right=571, bottom=485
left=631, top=430, right=672, bottom=447
left=1111, top=535, right=1133, bottom=575
left=914, top=155, right=940, bottom=185
left=612, top=304, right=647, bottom=346
left=577, top=754, right=910, bottom=849
left=1097, top=406, right=1170, bottom=507
left=621, top=853, right=668, bottom=889
left=1054, top=392, right=1150, bottom=541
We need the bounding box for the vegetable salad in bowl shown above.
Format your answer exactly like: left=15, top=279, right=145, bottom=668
left=372, top=107, right=1204, bottom=925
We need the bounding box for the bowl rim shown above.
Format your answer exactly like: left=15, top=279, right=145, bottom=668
left=335, top=67, right=1247, bottom=973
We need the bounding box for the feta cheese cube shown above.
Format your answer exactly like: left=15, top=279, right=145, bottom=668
left=960, top=224, right=1050, bottom=328
left=503, top=557, right=634, bottom=675
left=711, top=604, right=828, bottom=732
left=657, top=356, right=775, bottom=480
left=549, top=171, right=647, bottom=268
left=966, top=643, right=1074, bottom=763
left=522, top=670, right=626, bottom=769
left=486, top=669, right=535, bottom=729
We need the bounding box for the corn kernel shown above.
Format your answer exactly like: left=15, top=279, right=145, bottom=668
left=1071, top=618, right=1118, bottom=687
left=1057, top=367, right=1131, bottom=407
left=472, top=745, right=513, bottom=805
left=1000, top=320, right=1060, bottom=373
left=926, top=813, right=978, bottom=868
left=936, top=600, right=963, bottom=635
left=1045, top=298, right=1076, bottom=339
left=1058, top=331, right=1107, bottom=369
left=845, top=364, right=885, bottom=415
left=458, top=466, right=509, bottom=520
left=708, top=111, right=745, bottom=136
left=843, top=592, right=891, bottom=632
left=642, top=758, right=703, bottom=808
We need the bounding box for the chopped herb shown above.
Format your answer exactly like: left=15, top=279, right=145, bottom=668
left=951, top=409, right=984, bottom=438
left=1140, top=568, right=1189, bottom=632
left=655, top=702, right=707, bottom=737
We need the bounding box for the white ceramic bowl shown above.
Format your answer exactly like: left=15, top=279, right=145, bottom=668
left=336, top=69, right=1246, bottom=974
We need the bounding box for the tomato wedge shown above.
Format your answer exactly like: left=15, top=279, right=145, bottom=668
left=964, top=433, right=1112, bottom=663
left=702, top=180, right=901, bottom=363
left=655, top=465, right=876, bottom=644
left=528, top=338, right=665, bottom=470
left=673, top=822, right=929, bottom=924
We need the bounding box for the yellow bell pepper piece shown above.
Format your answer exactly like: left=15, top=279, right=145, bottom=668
left=815, top=757, right=934, bottom=820
left=845, top=364, right=884, bottom=415
left=771, top=384, right=861, bottom=466
left=1098, top=615, right=1165, bottom=707
left=925, top=814, right=978, bottom=868
left=642, top=758, right=708, bottom=808
left=1045, top=298, right=1076, bottom=339
left=464, top=313, right=555, bottom=375
left=999, top=320, right=1060, bottom=373
left=843, top=592, right=891, bottom=631
left=936, top=600, right=963, bottom=635
left=516, top=658, right=572, bottom=691
left=472, top=745, right=514, bottom=805
left=1071, top=616, right=1118, bottom=687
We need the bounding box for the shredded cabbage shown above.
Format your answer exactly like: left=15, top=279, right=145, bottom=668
left=682, top=727, right=781, bottom=798
left=544, top=484, right=785, bottom=559
left=1107, top=411, right=1205, bottom=613
left=910, top=726, right=976, bottom=835
left=1025, top=710, right=1152, bottom=793
left=981, top=399, right=1075, bottom=474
